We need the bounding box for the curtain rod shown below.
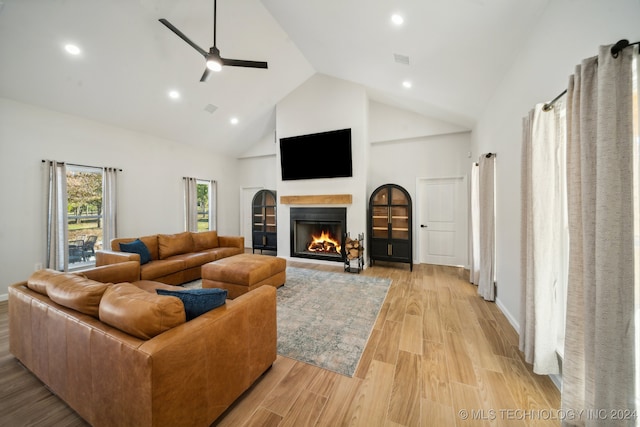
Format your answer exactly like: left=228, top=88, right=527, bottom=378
left=542, top=39, right=639, bottom=112
left=42, top=160, right=122, bottom=172
left=183, top=176, right=217, bottom=183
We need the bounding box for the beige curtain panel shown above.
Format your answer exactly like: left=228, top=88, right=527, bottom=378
left=561, top=45, right=637, bottom=425
left=470, top=162, right=481, bottom=285
left=477, top=154, right=495, bottom=301
left=519, top=101, right=568, bottom=375
left=102, top=167, right=118, bottom=246
left=44, top=160, right=68, bottom=271
left=183, top=177, right=198, bottom=232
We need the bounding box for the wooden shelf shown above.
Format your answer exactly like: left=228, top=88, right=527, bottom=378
left=280, top=194, right=352, bottom=205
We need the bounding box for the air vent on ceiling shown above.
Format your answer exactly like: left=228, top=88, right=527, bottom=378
left=394, top=53, right=410, bottom=65
left=203, top=104, right=218, bottom=114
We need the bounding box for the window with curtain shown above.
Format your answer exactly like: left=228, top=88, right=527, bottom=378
left=44, top=161, right=118, bottom=271
left=520, top=42, right=638, bottom=422
left=184, top=178, right=217, bottom=232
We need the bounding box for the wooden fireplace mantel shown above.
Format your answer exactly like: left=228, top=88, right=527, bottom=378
left=280, top=194, right=352, bottom=205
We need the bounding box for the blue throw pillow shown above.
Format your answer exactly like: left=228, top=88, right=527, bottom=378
left=156, top=288, right=227, bottom=321
left=119, top=239, right=151, bottom=265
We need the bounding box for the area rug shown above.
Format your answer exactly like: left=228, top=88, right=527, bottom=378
left=277, top=267, right=391, bottom=377
left=183, top=267, right=391, bottom=377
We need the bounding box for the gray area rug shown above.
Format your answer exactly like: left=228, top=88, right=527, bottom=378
left=277, top=267, right=391, bottom=377
left=183, top=267, right=391, bottom=377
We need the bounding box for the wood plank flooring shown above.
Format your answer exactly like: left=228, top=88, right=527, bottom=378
left=0, top=261, right=560, bottom=426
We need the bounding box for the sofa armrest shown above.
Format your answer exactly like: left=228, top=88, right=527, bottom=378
left=96, top=250, right=139, bottom=266
left=218, top=235, right=244, bottom=249
left=135, top=285, right=276, bottom=423
left=78, top=261, right=140, bottom=283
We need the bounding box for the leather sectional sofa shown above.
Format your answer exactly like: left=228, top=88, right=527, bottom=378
left=8, top=261, right=277, bottom=426
left=96, top=230, right=244, bottom=285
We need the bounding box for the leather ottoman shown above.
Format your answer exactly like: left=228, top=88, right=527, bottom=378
left=202, top=253, right=286, bottom=299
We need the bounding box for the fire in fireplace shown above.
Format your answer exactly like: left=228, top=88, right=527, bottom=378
left=307, top=230, right=342, bottom=254
left=290, top=207, right=346, bottom=262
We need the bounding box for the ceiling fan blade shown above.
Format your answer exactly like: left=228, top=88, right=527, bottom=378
left=159, top=18, right=208, bottom=57
left=221, top=58, right=268, bottom=69
left=200, top=68, right=213, bottom=82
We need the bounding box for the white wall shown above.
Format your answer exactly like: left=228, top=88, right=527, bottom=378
left=274, top=74, right=369, bottom=259
left=368, top=133, right=472, bottom=266
left=471, top=0, right=640, bottom=330
left=0, top=98, right=241, bottom=300
left=258, top=73, right=472, bottom=265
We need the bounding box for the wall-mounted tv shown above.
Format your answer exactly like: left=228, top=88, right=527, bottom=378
left=279, top=128, right=353, bottom=181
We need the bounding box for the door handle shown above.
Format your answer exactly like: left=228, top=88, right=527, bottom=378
left=420, top=224, right=428, bottom=228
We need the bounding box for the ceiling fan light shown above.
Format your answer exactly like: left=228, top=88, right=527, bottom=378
left=206, top=58, right=222, bottom=72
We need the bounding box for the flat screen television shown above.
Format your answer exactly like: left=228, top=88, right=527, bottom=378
left=279, top=128, right=353, bottom=181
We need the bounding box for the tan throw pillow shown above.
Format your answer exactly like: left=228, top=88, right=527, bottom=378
left=99, top=283, right=186, bottom=340
left=46, top=274, right=110, bottom=318
left=191, top=230, right=219, bottom=251
left=158, top=232, right=195, bottom=259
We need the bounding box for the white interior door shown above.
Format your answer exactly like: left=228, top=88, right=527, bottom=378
left=418, top=177, right=468, bottom=266
left=240, top=187, right=262, bottom=249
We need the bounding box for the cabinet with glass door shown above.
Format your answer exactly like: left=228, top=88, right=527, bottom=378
left=252, top=190, right=277, bottom=253
left=368, top=184, right=412, bottom=270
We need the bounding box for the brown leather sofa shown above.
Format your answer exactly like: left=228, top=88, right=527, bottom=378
left=96, top=230, right=244, bottom=285
left=8, top=261, right=276, bottom=427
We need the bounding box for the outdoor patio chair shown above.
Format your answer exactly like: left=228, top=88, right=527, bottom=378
left=69, top=240, right=84, bottom=263
left=82, top=235, right=98, bottom=260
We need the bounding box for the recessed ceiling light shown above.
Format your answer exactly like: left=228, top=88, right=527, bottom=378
left=402, top=80, right=412, bottom=89
left=230, top=117, right=239, bottom=125
left=168, top=90, right=180, bottom=99
left=391, top=14, right=404, bottom=25
left=64, top=44, right=81, bottom=55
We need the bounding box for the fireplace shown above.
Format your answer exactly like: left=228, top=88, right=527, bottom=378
left=290, top=207, right=346, bottom=262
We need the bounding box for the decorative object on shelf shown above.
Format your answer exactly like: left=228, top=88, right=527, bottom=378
left=368, top=183, right=413, bottom=271
left=344, top=232, right=364, bottom=273
left=252, top=189, right=277, bottom=253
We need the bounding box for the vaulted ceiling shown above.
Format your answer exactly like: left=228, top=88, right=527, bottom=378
left=0, top=0, right=549, bottom=157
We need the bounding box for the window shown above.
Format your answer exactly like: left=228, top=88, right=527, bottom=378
left=187, top=179, right=216, bottom=232
left=197, top=180, right=210, bottom=231
left=66, top=165, right=103, bottom=269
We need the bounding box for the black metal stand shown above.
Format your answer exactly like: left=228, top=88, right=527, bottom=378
left=344, top=232, right=364, bottom=274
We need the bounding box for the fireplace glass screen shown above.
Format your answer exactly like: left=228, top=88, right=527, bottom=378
left=290, top=207, right=346, bottom=262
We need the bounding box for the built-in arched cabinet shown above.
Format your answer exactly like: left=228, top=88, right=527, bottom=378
left=252, top=189, right=277, bottom=253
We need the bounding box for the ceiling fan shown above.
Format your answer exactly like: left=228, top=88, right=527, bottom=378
left=159, top=0, right=268, bottom=82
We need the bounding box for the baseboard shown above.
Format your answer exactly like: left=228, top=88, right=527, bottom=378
left=0, top=293, right=7, bottom=302
left=494, top=297, right=562, bottom=391
left=548, top=373, right=562, bottom=390
left=494, top=297, right=520, bottom=334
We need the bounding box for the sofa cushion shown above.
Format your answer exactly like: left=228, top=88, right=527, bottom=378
left=99, top=282, right=186, bottom=339
left=47, top=274, right=110, bottom=318
left=26, top=268, right=62, bottom=295
left=119, top=239, right=152, bottom=265
left=159, top=232, right=195, bottom=259
left=168, top=252, right=217, bottom=269
left=204, top=247, right=244, bottom=260
left=112, top=235, right=159, bottom=260
left=191, top=230, right=219, bottom=251
left=156, top=288, right=227, bottom=321
left=140, top=259, right=186, bottom=280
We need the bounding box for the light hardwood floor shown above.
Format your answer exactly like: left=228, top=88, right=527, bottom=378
left=0, top=261, right=560, bottom=426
